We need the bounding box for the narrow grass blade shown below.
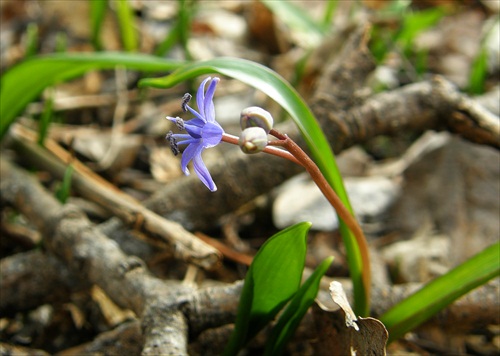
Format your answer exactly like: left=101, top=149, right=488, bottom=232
left=154, top=21, right=179, bottom=57
left=468, top=48, right=488, bottom=95
left=264, top=256, right=334, bottom=355
left=223, top=222, right=311, bottom=355
left=56, top=164, right=74, bottom=204
left=0, top=52, right=183, bottom=139
left=115, top=0, right=138, bottom=52
left=37, top=89, right=54, bottom=146
left=381, top=242, right=500, bottom=343
left=24, top=23, right=39, bottom=59
left=90, top=0, right=108, bottom=50
left=139, top=57, right=370, bottom=315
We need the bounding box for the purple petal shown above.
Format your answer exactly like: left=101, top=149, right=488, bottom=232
left=180, top=142, right=202, bottom=175
left=192, top=150, right=217, bottom=192
left=171, top=133, right=194, bottom=141
left=196, top=77, right=211, bottom=117
left=201, top=121, right=223, bottom=148
left=204, top=77, right=219, bottom=122
left=186, top=105, right=205, bottom=122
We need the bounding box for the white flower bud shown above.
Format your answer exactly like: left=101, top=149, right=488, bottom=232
left=238, top=127, right=268, bottom=154
left=240, top=106, right=274, bottom=134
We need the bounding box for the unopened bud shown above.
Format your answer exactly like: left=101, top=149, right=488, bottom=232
left=239, top=127, right=268, bottom=154
left=240, top=106, right=274, bottom=134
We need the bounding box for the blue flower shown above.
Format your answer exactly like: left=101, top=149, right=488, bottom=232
left=166, top=77, right=224, bottom=192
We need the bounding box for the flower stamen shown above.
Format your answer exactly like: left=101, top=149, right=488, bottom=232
left=182, top=93, right=192, bottom=112
left=166, top=131, right=180, bottom=156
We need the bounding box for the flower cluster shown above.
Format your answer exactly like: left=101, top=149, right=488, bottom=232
left=166, top=77, right=224, bottom=192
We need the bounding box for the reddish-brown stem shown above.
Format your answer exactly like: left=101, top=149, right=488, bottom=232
left=221, top=129, right=370, bottom=300
left=270, top=129, right=371, bottom=299
left=221, top=133, right=303, bottom=166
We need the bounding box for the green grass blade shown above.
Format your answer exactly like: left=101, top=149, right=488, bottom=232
left=381, top=242, right=500, bottom=343
left=24, top=23, right=39, bottom=59
left=0, top=52, right=183, bottom=139
left=264, top=256, right=334, bottom=356
left=224, top=222, right=311, bottom=355
left=90, top=0, right=108, bottom=50
left=396, top=7, right=446, bottom=54
left=262, top=0, right=324, bottom=47
left=321, top=0, right=337, bottom=31
left=154, top=21, right=180, bottom=57
left=55, top=32, right=68, bottom=53
left=139, top=57, right=369, bottom=316
left=115, top=0, right=138, bottom=52
left=56, top=164, right=74, bottom=204
left=37, top=90, right=54, bottom=146
left=177, top=0, right=194, bottom=60
left=468, top=48, right=488, bottom=95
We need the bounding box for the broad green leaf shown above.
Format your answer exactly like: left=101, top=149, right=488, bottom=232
left=381, top=242, right=500, bottom=343
left=264, top=256, right=334, bottom=356
left=116, top=0, right=138, bottom=52
left=0, top=52, right=183, bottom=139
left=139, top=57, right=369, bottom=316
left=90, top=0, right=107, bottom=50
left=223, top=222, right=311, bottom=355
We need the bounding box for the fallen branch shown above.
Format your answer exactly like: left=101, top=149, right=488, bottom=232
left=9, top=124, right=221, bottom=270
left=0, top=250, right=78, bottom=315
left=0, top=158, right=240, bottom=354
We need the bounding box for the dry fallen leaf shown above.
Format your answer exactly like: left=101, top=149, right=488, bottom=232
left=314, top=281, right=388, bottom=355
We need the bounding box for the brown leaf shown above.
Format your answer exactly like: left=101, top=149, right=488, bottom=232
left=313, top=281, right=388, bottom=355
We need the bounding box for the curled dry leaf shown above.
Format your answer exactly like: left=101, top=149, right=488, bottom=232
left=314, top=281, right=388, bottom=355
left=330, top=281, right=360, bottom=331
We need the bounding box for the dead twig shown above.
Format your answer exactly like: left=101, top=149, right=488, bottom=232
left=0, top=158, right=194, bottom=354
left=9, top=124, right=221, bottom=269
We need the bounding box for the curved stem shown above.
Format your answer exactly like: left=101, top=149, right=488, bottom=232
left=270, top=129, right=371, bottom=305
left=221, top=129, right=371, bottom=311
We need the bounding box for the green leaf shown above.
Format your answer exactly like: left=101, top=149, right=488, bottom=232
left=264, top=256, right=334, bottom=356
left=139, top=57, right=369, bottom=316
left=381, top=242, right=500, bottom=343
left=223, top=222, right=311, bottom=355
left=0, top=52, right=183, bottom=139
left=90, top=0, right=108, bottom=50
left=115, top=0, right=138, bottom=52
